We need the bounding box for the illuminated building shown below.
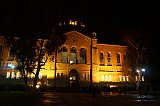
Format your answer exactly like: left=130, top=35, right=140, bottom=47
left=0, top=19, right=145, bottom=88
left=0, top=30, right=131, bottom=87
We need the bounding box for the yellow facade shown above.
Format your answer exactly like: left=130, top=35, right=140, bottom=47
left=0, top=31, right=128, bottom=87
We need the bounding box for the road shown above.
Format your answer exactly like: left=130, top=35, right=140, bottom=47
left=34, top=92, right=160, bottom=106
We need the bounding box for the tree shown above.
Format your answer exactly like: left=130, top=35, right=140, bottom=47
left=121, top=30, right=149, bottom=90
left=45, top=29, right=67, bottom=91
left=5, top=28, right=66, bottom=93
left=5, top=36, right=37, bottom=92
left=32, top=29, right=66, bottom=92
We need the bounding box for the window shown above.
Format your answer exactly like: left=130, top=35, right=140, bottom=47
left=61, top=73, right=63, bottom=79
left=119, top=75, right=122, bottom=81
left=117, top=53, right=121, bottom=65
left=105, top=75, right=109, bottom=81
left=70, top=47, right=77, bottom=64
left=107, top=52, right=112, bottom=65
left=6, top=72, right=10, bottom=78
left=100, top=52, right=104, bottom=65
left=79, top=48, right=86, bottom=64
left=16, top=72, right=20, bottom=79
left=123, top=76, right=125, bottom=81
left=69, top=20, right=77, bottom=25
left=61, top=46, right=68, bottom=64
left=101, top=75, right=105, bottom=81
left=109, top=75, right=112, bottom=81
left=83, top=73, right=87, bottom=81
left=126, top=76, right=129, bottom=81
left=8, top=47, right=14, bottom=61
left=39, top=73, right=42, bottom=79
left=11, top=72, right=15, bottom=79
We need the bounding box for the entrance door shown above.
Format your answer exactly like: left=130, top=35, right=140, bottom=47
left=69, top=69, right=79, bottom=87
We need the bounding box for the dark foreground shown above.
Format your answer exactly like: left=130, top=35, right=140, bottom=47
left=1, top=91, right=160, bottom=106
left=35, top=91, right=160, bottom=106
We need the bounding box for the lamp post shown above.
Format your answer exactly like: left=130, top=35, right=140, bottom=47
left=90, top=35, right=93, bottom=87
left=136, top=68, right=145, bottom=90
left=90, top=32, right=95, bottom=87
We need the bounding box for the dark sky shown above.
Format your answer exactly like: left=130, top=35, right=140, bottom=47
left=1, top=0, right=159, bottom=37
left=0, top=0, right=159, bottom=46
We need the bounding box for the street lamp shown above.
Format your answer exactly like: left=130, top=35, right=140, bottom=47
left=136, top=68, right=145, bottom=90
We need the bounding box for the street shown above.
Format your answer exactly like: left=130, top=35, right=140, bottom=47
left=35, top=92, right=160, bottom=106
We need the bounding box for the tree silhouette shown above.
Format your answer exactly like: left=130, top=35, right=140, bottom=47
left=5, top=35, right=37, bottom=92
left=121, top=30, right=149, bottom=90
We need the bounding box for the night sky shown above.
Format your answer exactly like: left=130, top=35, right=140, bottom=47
left=1, top=1, right=159, bottom=37
left=0, top=0, right=160, bottom=79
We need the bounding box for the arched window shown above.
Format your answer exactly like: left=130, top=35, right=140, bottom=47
left=117, top=53, right=121, bottom=65
left=100, top=52, right=104, bottom=65
left=79, top=48, right=86, bottom=64
left=70, top=47, right=77, bottom=64
left=107, top=52, right=112, bottom=65
left=61, top=46, right=68, bottom=64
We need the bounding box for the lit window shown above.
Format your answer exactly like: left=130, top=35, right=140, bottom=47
left=16, top=72, right=20, bottom=79
left=59, top=22, right=62, bottom=26
left=119, top=75, right=122, bottom=81
left=101, top=75, right=104, bottom=81
left=11, top=72, right=15, bottom=79
left=80, top=22, right=85, bottom=27
left=71, top=21, right=75, bottom=25
left=69, top=20, right=72, bottom=24
left=69, top=20, right=77, bottom=25
left=83, top=73, right=86, bottom=80
left=126, top=76, right=129, bottom=81
left=123, top=76, right=125, bottom=81
left=105, top=75, right=109, bottom=81
left=39, top=73, right=42, bottom=79
left=72, top=76, right=76, bottom=80
left=75, top=21, right=77, bottom=25
left=6, top=72, right=10, bottom=78
left=109, top=75, right=112, bottom=81
left=142, top=76, right=144, bottom=81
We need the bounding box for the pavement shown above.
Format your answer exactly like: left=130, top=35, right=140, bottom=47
left=34, top=91, right=160, bottom=106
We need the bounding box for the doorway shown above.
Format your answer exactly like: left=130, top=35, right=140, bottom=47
left=69, top=69, right=79, bottom=87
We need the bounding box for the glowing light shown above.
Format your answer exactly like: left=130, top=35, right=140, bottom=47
left=142, top=68, right=145, bottom=72
left=8, top=63, right=15, bottom=69
left=70, top=61, right=73, bottom=64
left=36, top=85, right=40, bottom=89
left=70, top=77, right=72, bottom=80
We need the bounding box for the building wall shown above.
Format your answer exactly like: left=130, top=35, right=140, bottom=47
left=38, top=31, right=128, bottom=86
